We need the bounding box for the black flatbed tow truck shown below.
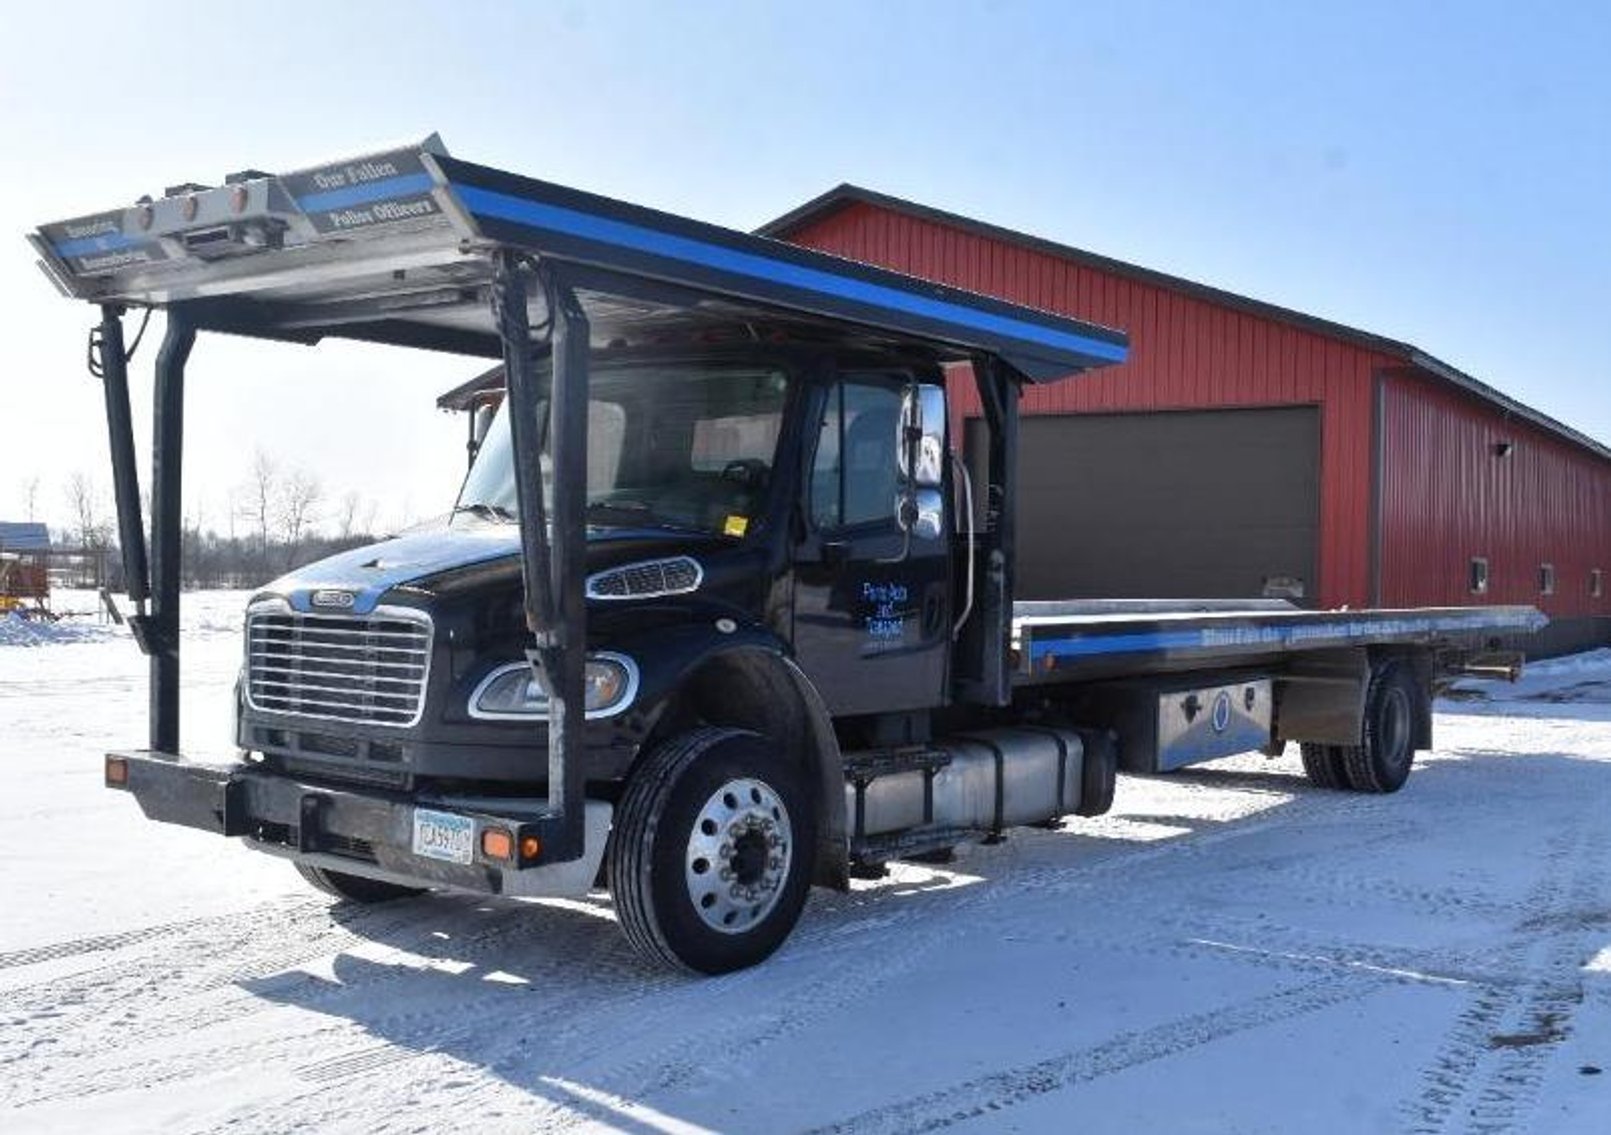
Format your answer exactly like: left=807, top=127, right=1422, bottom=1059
left=29, top=136, right=1543, bottom=972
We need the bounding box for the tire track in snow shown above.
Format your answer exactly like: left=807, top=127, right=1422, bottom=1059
left=801, top=975, right=1392, bottom=1135
left=486, top=783, right=1442, bottom=1132
left=0, top=907, right=276, bottom=973
left=1399, top=812, right=1608, bottom=1134
left=0, top=896, right=651, bottom=1108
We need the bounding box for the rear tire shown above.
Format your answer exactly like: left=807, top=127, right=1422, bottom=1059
left=608, top=727, right=814, bottom=974
left=1075, top=728, right=1119, bottom=816
left=295, top=863, right=425, bottom=904
left=1339, top=662, right=1420, bottom=794
left=1300, top=743, right=1350, bottom=790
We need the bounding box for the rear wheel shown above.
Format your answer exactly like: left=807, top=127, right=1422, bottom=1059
left=1339, top=662, right=1419, bottom=794
left=1299, top=743, right=1351, bottom=790
left=295, top=863, right=425, bottom=904
left=608, top=727, right=814, bottom=974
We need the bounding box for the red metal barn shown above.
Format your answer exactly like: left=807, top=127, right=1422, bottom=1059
left=761, top=188, right=1611, bottom=655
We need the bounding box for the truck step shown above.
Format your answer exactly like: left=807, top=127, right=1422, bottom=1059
left=850, top=824, right=975, bottom=870
left=842, top=746, right=953, bottom=784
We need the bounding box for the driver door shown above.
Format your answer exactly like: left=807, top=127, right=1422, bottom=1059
left=791, top=373, right=950, bottom=716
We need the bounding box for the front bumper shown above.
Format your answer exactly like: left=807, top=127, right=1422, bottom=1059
left=106, top=750, right=610, bottom=898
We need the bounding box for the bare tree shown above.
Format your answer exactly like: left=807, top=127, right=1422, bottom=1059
left=337, top=489, right=362, bottom=541
left=63, top=472, right=111, bottom=587
left=277, top=468, right=323, bottom=568
left=246, top=450, right=277, bottom=563
left=65, top=472, right=101, bottom=549
left=22, top=476, right=40, bottom=522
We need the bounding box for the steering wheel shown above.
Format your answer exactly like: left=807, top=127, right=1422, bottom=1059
left=720, top=459, right=770, bottom=490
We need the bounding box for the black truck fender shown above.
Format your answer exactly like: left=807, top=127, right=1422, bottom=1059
left=617, top=622, right=849, bottom=891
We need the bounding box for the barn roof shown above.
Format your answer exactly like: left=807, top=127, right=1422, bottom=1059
left=760, top=184, right=1611, bottom=464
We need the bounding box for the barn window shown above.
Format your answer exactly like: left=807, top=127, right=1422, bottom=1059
left=1593, top=569, right=1605, bottom=599
left=1539, top=564, right=1555, bottom=596
left=1469, top=557, right=1490, bottom=596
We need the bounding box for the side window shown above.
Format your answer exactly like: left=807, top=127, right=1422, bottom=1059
left=811, top=380, right=903, bottom=529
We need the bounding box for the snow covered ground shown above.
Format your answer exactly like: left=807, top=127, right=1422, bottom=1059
left=3, top=593, right=1610, bottom=1134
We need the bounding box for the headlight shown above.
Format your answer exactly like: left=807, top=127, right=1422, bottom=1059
left=469, top=653, right=638, bottom=721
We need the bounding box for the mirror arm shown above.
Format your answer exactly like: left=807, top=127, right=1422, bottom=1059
left=876, top=509, right=914, bottom=566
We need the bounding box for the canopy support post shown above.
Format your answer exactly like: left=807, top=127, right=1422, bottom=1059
left=148, top=313, right=194, bottom=754
left=492, top=250, right=588, bottom=862
left=957, top=355, right=1018, bottom=707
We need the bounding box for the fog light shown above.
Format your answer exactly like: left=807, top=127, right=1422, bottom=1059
left=480, top=827, right=514, bottom=861
left=105, top=756, right=129, bottom=787
left=519, top=835, right=542, bottom=861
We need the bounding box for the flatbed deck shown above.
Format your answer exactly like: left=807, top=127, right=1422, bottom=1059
left=1012, top=600, right=1545, bottom=683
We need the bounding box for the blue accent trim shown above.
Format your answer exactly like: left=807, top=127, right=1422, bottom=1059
left=452, top=184, right=1129, bottom=365
left=53, top=230, right=140, bottom=258
left=1026, top=611, right=1542, bottom=666
left=295, top=172, right=435, bottom=213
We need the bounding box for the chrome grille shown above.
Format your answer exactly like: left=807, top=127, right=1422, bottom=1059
left=245, top=603, right=432, bottom=727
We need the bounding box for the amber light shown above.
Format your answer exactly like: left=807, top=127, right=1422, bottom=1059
left=480, top=827, right=514, bottom=861
left=519, top=835, right=542, bottom=861
left=105, top=756, right=129, bottom=786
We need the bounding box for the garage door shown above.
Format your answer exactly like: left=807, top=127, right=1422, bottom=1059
left=965, top=407, right=1320, bottom=603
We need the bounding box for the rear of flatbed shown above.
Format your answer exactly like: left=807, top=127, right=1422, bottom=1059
left=1006, top=599, right=1542, bottom=782
left=1012, top=600, right=1543, bottom=682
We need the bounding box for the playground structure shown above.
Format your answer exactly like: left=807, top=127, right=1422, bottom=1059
left=0, top=522, right=50, bottom=617
left=0, top=522, right=115, bottom=619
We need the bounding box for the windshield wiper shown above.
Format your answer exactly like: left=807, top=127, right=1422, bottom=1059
left=452, top=502, right=515, bottom=522
left=585, top=500, right=706, bottom=535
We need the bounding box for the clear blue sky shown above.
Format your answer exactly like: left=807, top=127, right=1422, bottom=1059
left=3, top=0, right=1607, bottom=532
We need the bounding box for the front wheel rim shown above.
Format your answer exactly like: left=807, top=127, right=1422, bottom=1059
left=684, top=777, right=793, bottom=934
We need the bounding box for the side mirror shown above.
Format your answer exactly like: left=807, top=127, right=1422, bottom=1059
left=895, top=488, right=944, bottom=541
left=889, top=383, right=947, bottom=557
left=897, top=384, right=946, bottom=489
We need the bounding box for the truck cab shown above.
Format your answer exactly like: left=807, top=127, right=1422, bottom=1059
left=242, top=340, right=963, bottom=794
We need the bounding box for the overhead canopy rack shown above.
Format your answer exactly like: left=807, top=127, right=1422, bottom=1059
left=32, top=135, right=1127, bottom=383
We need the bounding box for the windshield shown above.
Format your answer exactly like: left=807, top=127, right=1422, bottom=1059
left=456, top=361, right=790, bottom=537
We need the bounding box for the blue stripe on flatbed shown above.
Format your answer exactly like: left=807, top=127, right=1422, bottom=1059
left=452, top=183, right=1129, bottom=364
left=1024, top=610, right=1542, bottom=666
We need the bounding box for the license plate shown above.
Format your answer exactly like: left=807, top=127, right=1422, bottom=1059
left=412, top=808, right=474, bottom=865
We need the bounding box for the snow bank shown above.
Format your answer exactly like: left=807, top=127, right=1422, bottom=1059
left=0, top=611, right=121, bottom=647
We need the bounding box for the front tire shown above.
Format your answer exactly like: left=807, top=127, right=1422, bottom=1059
left=608, top=727, right=815, bottom=974
left=295, top=863, right=425, bottom=904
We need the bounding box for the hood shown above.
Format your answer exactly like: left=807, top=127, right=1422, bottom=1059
left=263, top=520, right=726, bottom=615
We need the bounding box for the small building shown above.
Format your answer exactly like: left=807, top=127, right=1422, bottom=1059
left=762, top=187, right=1611, bottom=655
